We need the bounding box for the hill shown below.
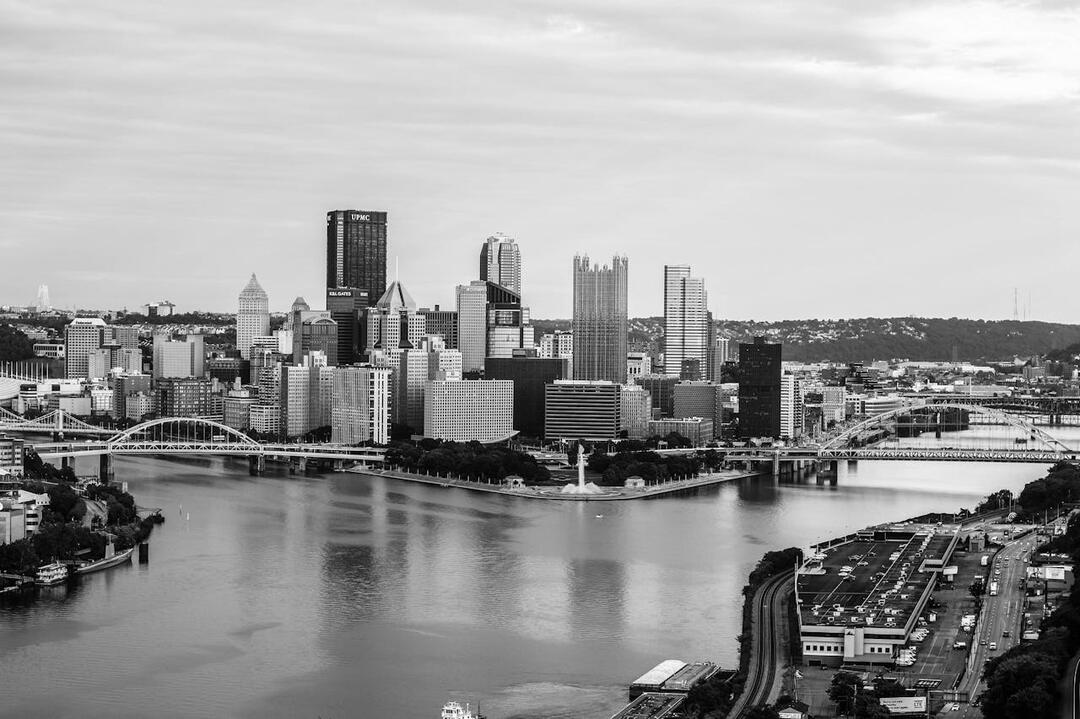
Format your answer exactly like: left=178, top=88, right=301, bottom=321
left=530, top=317, right=1080, bottom=363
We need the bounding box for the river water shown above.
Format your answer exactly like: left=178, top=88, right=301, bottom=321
left=2, top=427, right=1078, bottom=719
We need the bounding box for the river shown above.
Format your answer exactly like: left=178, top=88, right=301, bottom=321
left=2, top=427, right=1078, bottom=719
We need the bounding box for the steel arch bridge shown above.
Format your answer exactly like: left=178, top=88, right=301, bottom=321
left=30, top=416, right=387, bottom=464
left=820, top=401, right=1073, bottom=453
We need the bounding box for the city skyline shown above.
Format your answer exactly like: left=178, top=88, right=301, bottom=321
left=3, top=2, right=1079, bottom=322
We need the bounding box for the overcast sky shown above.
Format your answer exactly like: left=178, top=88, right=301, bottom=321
left=2, top=0, right=1078, bottom=321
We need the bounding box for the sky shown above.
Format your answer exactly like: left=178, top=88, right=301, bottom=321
left=2, top=0, right=1079, bottom=321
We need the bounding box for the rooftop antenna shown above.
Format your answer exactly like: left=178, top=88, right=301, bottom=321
left=395, top=256, right=400, bottom=283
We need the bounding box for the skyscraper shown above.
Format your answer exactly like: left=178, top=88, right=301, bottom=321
left=663, top=264, right=709, bottom=379
left=479, top=233, right=522, bottom=295
left=365, top=281, right=426, bottom=357
left=572, top=255, right=628, bottom=383
left=326, top=210, right=387, bottom=305
left=64, top=317, right=106, bottom=379
left=456, top=281, right=489, bottom=374
left=237, top=274, right=270, bottom=360
left=290, top=297, right=338, bottom=366
left=738, top=336, right=782, bottom=439
left=327, top=287, right=369, bottom=365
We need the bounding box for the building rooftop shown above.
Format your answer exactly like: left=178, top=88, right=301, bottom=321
left=798, top=522, right=960, bottom=632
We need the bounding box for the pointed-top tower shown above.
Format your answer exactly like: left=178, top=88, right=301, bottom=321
left=375, top=281, right=417, bottom=312
left=237, top=273, right=270, bottom=359
left=366, top=280, right=424, bottom=357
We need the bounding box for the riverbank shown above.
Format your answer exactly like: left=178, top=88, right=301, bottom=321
left=345, top=466, right=764, bottom=500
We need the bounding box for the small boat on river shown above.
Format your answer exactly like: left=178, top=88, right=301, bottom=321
left=76, top=547, right=135, bottom=575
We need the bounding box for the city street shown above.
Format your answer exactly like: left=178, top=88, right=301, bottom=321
left=956, top=528, right=1040, bottom=715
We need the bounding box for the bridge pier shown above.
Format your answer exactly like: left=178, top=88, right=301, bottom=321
left=98, top=454, right=114, bottom=484
left=298, top=457, right=307, bottom=473
left=60, top=456, right=70, bottom=471
left=248, top=455, right=265, bottom=476
left=332, top=459, right=343, bottom=472
left=772, top=455, right=780, bottom=478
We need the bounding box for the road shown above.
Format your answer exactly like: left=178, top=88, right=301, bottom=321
left=958, top=529, right=1039, bottom=703
left=731, top=571, right=794, bottom=718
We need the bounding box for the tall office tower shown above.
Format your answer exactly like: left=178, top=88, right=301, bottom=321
left=332, top=365, right=392, bottom=445
left=327, top=287, right=369, bottom=365
left=396, top=347, right=429, bottom=433
left=456, top=281, right=489, bottom=374
left=152, top=333, right=205, bottom=379
left=486, top=353, right=569, bottom=438
left=710, top=336, right=731, bottom=383
left=485, top=282, right=532, bottom=361
left=106, top=325, right=140, bottom=350
left=366, top=281, right=426, bottom=358
left=419, top=305, right=459, bottom=349
left=455, top=280, right=532, bottom=373
left=663, top=265, right=709, bottom=379
left=279, top=359, right=334, bottom=439
left=738, top=336, right=782, bottom=439
left=479, top=233, right=522, bottom=295
left=237, top=274, right=270, bottom=360
left=572, top=255, right=628, bottom=383
left=780, top=373, right=804, bottom=440
left=64, top=317, right=106, bottom=379
left=290, top=297, right=338, bottom=366
left=326, top=210, right=387, bottom=306
left=113, top=374, right=152, bottom=421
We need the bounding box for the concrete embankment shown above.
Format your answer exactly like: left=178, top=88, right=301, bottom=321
left=345, top=467, right=764, bottom=501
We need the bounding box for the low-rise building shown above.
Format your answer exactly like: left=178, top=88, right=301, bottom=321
left=646, top=417, right=713, bottom=445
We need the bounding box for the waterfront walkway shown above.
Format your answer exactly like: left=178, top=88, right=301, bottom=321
left=346, top=467, right=764, bottom=500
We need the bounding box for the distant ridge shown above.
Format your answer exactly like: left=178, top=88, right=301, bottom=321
left=531, top=317, right=1080, bottom=363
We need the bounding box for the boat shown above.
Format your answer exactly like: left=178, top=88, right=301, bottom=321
left=76, top=547, right=135, bottom=575
left=441, top=701, right=484, bottom=719
left=35, top=562, right=69, bottom=586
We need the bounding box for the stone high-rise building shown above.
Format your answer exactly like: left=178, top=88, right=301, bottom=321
left=237, top=274, right=270, bottom=360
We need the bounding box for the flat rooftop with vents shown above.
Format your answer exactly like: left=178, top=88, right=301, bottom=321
left=797, top=520, right=960, bottom=666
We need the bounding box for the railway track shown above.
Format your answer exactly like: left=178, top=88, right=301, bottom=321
left=730, top=571, right=794, bottom=718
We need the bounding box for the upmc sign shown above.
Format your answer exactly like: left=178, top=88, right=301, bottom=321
left=350, top=213, right=370, bottom=221
left=880, top=696, right=927, bottom=714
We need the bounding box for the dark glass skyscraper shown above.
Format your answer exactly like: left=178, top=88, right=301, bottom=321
left=326, top=210, right=387, bottom=306
left=327, top=287, right=369, bottom=365
left=738, top=336, right=782, bottom=439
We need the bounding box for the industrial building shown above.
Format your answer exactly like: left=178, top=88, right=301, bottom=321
left=796, top=521, right=960, bottom=666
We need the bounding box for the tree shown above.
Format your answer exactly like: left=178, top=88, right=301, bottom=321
left=828, top=671, right=859, bottom=715
left=0, top=323, right=35, bottom=361
left=743, top=706, right=779, bottom=719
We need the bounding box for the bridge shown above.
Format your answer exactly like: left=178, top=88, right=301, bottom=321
left=21, top=417, right=386, bottom=481
left=724, top=401, right=1079, bottom=477
left=0, top=407, right=116, bottom=436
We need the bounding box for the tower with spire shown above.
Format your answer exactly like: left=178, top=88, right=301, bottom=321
left=237, top=274, right=270, bottom=359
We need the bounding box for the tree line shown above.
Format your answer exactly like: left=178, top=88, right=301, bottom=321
left=384, top=439, right=552, bottom=485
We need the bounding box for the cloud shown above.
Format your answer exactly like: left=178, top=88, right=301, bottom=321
left=0, top=0, right=1077, bottom=321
